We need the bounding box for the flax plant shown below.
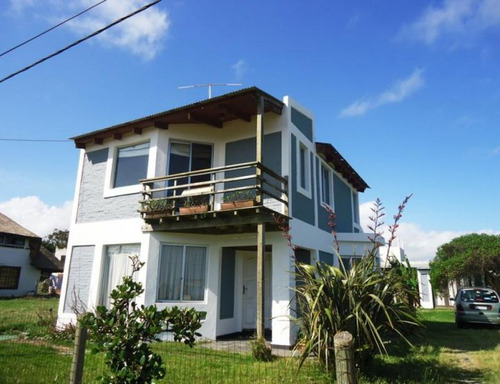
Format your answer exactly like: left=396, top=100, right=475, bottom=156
left=281, top=196, right=421, bottom=372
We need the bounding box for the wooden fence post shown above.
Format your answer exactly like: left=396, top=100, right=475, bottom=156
left=334, top=331, right=356, bottom=384
left=70, top=317, right=87, bottom=384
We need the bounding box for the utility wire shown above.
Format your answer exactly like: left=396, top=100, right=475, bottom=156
left=0, top=0, right=161, bottom=85
left=0, top=0, right=107, bottom=58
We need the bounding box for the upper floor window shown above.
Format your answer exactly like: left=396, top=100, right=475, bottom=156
left=297, top=141, right=311, bottom=197
left=113, top=142, right=150, bottom=188
left=0, top=234, right=25, bottom=248
left=352, top=191, right=360, bottom=225
left=320, top=164, right=332, bottom=206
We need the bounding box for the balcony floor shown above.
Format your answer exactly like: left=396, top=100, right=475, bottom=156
left=141, top=206, right=288, bottom=234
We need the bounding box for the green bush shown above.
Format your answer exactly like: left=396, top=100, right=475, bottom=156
left=82, top=256, right=202, bottom=384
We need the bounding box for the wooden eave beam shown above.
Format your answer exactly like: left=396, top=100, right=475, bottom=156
left=219, top=104, right=252, bottom=122
left=153, top=121, right=169, bottom=130
left=187, top=111, right=223, bottom=128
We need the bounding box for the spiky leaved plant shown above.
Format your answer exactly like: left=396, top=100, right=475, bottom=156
left=280, top=195, right=421, bottom=372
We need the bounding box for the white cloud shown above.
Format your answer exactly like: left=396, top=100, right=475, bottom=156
left=8, top=0, right=170, bottom=60
left=399, top=0, right=500, bottom=44
left=0, top=197, right=72, bottom=238
left=359, top=201, right=500, bottom=263
left=65, top=0, right=170, bottom=60
left=232, top=59, right=249, bottom=81
left=340, top=69, right=424, bottom=117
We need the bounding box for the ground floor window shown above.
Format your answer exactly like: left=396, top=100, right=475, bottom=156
left=157, top=244, right=207, bottom=302
left=99, top=244, right=140, bottom=307
left=341, top=256, right=362, bottom=271
left=0, top=266, right=21, bottom=289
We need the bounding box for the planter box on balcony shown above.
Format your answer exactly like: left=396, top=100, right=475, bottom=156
left=221, top=200, right=256, bottom=210
left=179, top=205, right=208, bottom=215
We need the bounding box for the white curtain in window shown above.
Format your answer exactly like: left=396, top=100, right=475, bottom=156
left=100, top=244, right=139, bottom=307
left=158, top=245, right=183, bottom=300
left=183, top=246, right=206, bottom=301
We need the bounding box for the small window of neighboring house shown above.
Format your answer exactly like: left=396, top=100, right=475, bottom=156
left=0, top=266, right=21, bottom=289
left=297, top=142, right=311, bottom=196
left=99, top=244, right=140, bottom=307
left=320, top=164, right=332, bottom=206
left=113, top=142, right=150, bottom=188
left=157, top=244, right=207, bottom=302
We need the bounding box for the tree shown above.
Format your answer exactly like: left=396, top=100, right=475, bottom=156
left=42, top=228, right=69, bottom=253
left=430, top=233, right=500, bottom=294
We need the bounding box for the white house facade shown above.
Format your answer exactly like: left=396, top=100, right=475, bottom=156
left=57, top=87, right=372, bottom=348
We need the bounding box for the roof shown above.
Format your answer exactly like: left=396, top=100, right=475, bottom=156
left=32, top=246, right=64, bottom=273
left=316, top=142, right=369, bottom=192
left=0, top=212, right=39, bottom=238
left=72, top=87, right=284, bottom=149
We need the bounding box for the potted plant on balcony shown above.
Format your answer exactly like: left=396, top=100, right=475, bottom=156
left=221, top=190, right=256, bottom=210
left=140, top=198, right=174, bottom=218
left=179, top=195, right=209, bottom=215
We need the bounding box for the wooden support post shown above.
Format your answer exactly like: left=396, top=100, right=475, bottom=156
left=255, top=95, right=265, bottom=340
left=334, top=331, right=357, bottom=384
left=70, top=317, right=88, bottom=384
left=256, top=222, right=266, bottom=340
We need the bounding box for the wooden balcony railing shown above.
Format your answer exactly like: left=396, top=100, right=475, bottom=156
left=139, top=162, right=288, bottom=233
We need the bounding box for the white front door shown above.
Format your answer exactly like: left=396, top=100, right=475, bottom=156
left=241, top=252, right=272, bottom=329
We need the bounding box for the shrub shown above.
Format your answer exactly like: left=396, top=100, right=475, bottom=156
left=250, top=336, right=273, bottom=362
left=82, top=256, right=202, bottom=384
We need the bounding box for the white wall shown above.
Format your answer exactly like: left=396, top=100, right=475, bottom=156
left=0, top=246, right=39, bottom=296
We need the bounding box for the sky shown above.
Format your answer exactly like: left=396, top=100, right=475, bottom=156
left=1, top=0, right=499, bottom=263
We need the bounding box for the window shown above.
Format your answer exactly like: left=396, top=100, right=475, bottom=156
left=352, top=191, right=360, bottom=225
left=157, top=245, right=207, bottom=302
left=320, top=164, right=331, bottom=205
left=167, top=142, right=212, bottom=193
left=297, top=142, right=311, bottom=196
left=99, top=244, right=140, bottom=307
left=341, top=256, right=362, bottom=272
left=113, top=142, right=149, bottom=188
left=0, top=234, right=25, bottom=248
left=0, top=266, right=21, bottom=289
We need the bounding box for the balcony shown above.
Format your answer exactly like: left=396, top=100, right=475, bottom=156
left=139, top=162, right=289, bottom=234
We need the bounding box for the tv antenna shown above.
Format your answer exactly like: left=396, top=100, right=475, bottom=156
left=178, top=83, right=242, bottom=99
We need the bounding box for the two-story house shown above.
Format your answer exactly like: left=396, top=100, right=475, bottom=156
left=57, top=87, right=372, bottom=348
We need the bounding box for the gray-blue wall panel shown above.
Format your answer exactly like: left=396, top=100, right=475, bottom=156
left=333, top=173, right=353, bottom=232
left=220, top=248, right=236, bottom=320
left=291, top=108, right=313, bottom=141
left=64, top=245, right=95, bottom=313
left=76, top=148, right=141, bottom=223
left=291, top=135, right=315, bottom=225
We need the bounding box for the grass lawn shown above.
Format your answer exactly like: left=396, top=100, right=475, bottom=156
left=1, top=298, right=499, bottom=383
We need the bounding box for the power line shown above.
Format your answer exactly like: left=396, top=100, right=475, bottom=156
left=0, top=0, right=162, bottom=85
left=0, top=138, right=71, bottom=143
left=0, top=0, right=107, bottom=58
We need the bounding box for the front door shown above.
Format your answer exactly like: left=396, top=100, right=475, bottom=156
left=242, top=252, right=272, bottom=330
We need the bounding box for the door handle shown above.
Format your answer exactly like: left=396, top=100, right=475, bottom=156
left=243, top=285, right=247, bottom=295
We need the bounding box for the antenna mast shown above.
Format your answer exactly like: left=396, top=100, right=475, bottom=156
left=178, top=83, right=242, bottom=99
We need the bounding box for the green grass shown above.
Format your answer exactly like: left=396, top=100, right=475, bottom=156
left=1, top=299, right=499, bottom=383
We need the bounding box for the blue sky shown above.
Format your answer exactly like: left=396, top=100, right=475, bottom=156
left=1, top=0, right=499, bottom=261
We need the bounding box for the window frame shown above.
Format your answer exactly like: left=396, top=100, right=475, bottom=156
left=103, top=139, right=152, bottom=198
left=296, top=141, right=311, bottom=197
left=320, top=162, right=333, bottom=206
left=156, top=244, right=208, bottom=303
left=0, top=266, right=21, bottom=290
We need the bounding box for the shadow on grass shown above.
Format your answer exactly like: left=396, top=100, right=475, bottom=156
left=362, top=353, right=482, bottom=384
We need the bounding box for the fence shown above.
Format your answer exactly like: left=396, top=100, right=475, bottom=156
left=0, top=296, right=332, bottom=383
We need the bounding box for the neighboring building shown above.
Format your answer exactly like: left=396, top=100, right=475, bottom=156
left=58, top=87, right=373, bottom=348
left=412, top=261, right=435, bottom=309
left=0, top=213, right=62, bottom=296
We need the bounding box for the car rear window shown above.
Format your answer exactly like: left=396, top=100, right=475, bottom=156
left=460, top=289, right=499, bottom=303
